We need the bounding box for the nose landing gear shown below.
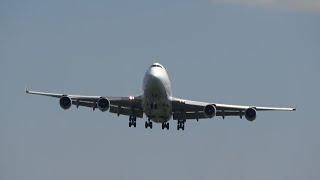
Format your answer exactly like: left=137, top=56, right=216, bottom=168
left=177, top=120, right=185, bottom=131
left=129, top=115, right=136, bottom=128
left=145, top=119, right=153, bottom=129
left=162, top=122, right=169, bottom=130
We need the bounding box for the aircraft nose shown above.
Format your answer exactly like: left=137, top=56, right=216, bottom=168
left=149, top=67, right=158, bottom=76
left=147, top=67, right=165, bottom=85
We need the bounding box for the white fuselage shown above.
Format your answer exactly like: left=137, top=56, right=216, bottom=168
left=142, top=64, right=172, bottom=123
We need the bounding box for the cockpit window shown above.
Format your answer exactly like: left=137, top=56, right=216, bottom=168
left=151, top=64, right=162, bottom=68
left=151, top=63, right=164, bottom=69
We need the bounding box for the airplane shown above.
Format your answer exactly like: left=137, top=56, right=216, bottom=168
left=26, top=63, right=296, bottom=130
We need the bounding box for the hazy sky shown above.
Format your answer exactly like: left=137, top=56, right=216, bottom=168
left=1, top=0, right=319, bottom=180
left=211, top=0, right=320, bottom=12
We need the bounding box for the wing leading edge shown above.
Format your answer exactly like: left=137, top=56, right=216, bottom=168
left=26, top=89, right=143, bottom=118
left=171, top=97, right=295, bottom=121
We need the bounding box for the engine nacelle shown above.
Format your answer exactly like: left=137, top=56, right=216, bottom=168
left=245, top=108, right=257, bottom=121
left=59, top=96, right=72, bottom=110
left=97, top=97, right=110, bottom=112
left=204, top=104, right=216, bottom=118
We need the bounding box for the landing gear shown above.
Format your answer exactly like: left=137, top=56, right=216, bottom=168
left=162, top=122, right=169, bottom=130
left=177, top=120, right=185, bottom=131
left=145, top=119, right=153, bottom=129
left=146, top=121, right=152, bottom=129
left=129, top=115, right=136, bottom=128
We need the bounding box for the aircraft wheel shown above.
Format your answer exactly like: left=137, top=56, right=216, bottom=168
left=162, top=123, right=165, bottom=130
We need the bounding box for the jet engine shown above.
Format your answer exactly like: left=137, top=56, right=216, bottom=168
left=59, top=96, right=72, bottom=110
left=204, top=104, right=216, bottom=118
left=97, top=97, right=110, bottom=112
left=245, top=108, right=257, bottom=121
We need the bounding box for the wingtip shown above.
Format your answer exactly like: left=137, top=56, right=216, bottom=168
left=25, top=87, right=29, bottom=94
left=293, top=108, right=296, bottom=111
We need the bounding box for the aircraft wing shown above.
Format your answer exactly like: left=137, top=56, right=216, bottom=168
left=26, top=89, right=144, bottom=118
left=171, top=97, right=295, bottom=120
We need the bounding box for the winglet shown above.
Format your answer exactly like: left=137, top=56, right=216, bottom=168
left=25, top=87, right=30, bottom=94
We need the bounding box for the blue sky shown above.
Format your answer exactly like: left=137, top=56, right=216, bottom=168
left=1, top=0, right=319, bottom=180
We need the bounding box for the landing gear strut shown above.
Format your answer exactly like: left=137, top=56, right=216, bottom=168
left=145, top=119, right=153, bottom=129
left=129, top=115, right=136, bottom=128
left=177, top=120, right=185, bottom=131
left=162, top=122, right=169, bottom=130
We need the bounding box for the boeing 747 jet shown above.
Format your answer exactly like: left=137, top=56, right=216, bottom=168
left=26, top=63, right=295, bottom=130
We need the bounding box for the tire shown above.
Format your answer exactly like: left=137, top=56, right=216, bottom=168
left=167, top=123, right=169, bottom=130
left=145, top=121, right=148, bottom=128
left=150, top=122, right=153, bottom=129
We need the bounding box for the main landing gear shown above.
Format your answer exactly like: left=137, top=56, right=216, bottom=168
left=145, top=119, right=153, bottom=129
left=177, top=120, right=185, bottom=131
left=129, top=115, right=136, bottom=128
left=129, top=117, right=183, bottom=130
left=162, top=122, right=169, bottom=130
